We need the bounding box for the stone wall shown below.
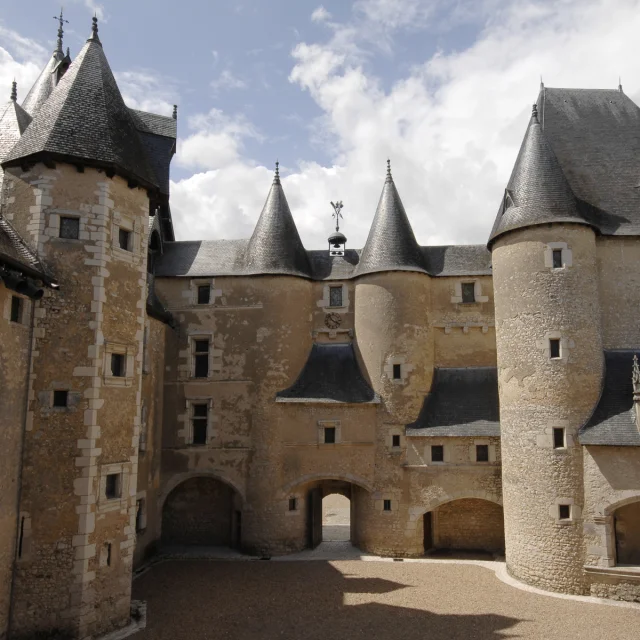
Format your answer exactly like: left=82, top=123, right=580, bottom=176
left=434, top=499, right=505, bottom=552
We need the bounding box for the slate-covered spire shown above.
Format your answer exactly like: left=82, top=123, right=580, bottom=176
left=244, top=162, right=311, bottom=277
left=488, top=103, right=586, bottom=246
left=0, top=81, right=32, bottom=164
left=356, top=160, right=425, bottom=275
left=4, top=17, right=157, bottom=189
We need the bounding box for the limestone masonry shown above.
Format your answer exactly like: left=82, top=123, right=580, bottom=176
left=0, top=16, right=639, bottom=640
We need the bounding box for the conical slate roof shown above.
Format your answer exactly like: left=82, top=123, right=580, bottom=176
left=21, top=50, right=69, bottom=117
left=356, top=162, right=426, bottom=275
left=0, top=83, right=32, bottom=162
left=4, top=19, right=157, bottom=189
left=488, top=104, right=587, bottom=246
left=244, top=164, right=311, bottom=277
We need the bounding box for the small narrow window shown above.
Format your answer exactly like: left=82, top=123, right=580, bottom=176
left=392, top=364, right=402, bottom=380
left=10, top=296, right=22, bottom=323
left=59, top=216, right=80, bottom=239
left=558, top=504, right=571, bottom=520
left=192, top=403, right=208, bottom=445
left=197, top=285, right=211, bottom=305
left=324, top=427, right=336, bottom=444
left=111, top=353, right=126, bottom=377
left=118, top=228, right=132, bottom=252
left=329, top=286, right=343, bottom=307
left=105, top=473, right=121, bottom=500
left=383, top=499, right=392, bottom=512
left=549, top=339, right=561, bottom=359
left=17, top=516, right=25, bottom=559
left=105, top=542, right=112, bottom=567
left=193, top=339, right=210, bottom=378
left=461, top=282, right=476, bottom=303
left=53, top=390, right=68, bottom=408
left=476, top=444, right=489, bottom=462
left=553, top=427, right=566, bottom=449
left=289, top=498, right=297, bottom=511
left=431, top=445, right=444, bottom=462
left=552, top=249, right=563, bottom=269
left=392, top=434, right=401, bottom=448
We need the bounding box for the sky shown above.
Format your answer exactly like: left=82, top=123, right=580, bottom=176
left=1, top=0, right=640, bottom=249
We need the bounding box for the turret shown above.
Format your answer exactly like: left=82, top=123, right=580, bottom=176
left=490, top=102, right=603, bottom=594
left=0, top=81, right=32, bottom=190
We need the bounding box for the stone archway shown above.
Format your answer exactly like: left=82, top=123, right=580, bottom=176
left=613, top=500, right=640, bottom=565
left=161, top=476, right=242, bottom=547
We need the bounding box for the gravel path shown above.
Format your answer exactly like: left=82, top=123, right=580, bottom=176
left=132, top=559, right=640, bottom=640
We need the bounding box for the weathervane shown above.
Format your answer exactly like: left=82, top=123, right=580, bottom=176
left=53, top=8, right=69, bottom=54
left=330, top=200, right=344, bottom=233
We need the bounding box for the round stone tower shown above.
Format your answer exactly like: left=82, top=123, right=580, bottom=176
left=489, top=105, right=603, bottom=594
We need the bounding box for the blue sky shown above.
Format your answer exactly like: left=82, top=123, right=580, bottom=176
left=2, top=0, right=640, bottom=248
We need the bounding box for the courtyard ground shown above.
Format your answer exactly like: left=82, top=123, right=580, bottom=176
left=132, top=554, right=640, bottom=640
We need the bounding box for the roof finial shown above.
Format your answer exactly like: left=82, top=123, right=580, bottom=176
left=172, top=104, right=178, bottom=120
left=330, top=200, right=344, bottom=233
left=273, top=160, right=280, bottom=185
left=53, top=8, right=68, bottom=55
left=66, top=46, right=70, bottom=57
left=88, top=14, right=101, bottom=43
left=386, top=158, right=392, bottom=182
left=619, top=76, right=624, bottom=93
left=10, top=80, right=17, bottom=102
left=531, top=103, right=539, bottom=121
left=540, top=75, right=544, bottom=91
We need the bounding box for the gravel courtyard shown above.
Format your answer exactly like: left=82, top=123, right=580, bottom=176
left=132, top=557, right=640, bottom=640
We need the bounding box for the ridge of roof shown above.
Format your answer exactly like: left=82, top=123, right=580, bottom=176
left=129, top=109, right=177, bottom=139
left=489, top=104, right=588, bottom=246
left=244, top=168, right=312, bottom=277
left=356, top=165, right=426, bottom=276
left=4, top=27, right=158, bottom=190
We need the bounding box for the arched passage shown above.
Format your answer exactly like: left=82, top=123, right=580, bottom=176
left=613, top=500, right=640, bottom=565
left=161, top=476, right=242, bottom=548
left=423, top=498, right=505, bottom=555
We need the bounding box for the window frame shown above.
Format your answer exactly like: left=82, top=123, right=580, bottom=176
left=553, top=427, right=566, bottom=449
left=552, top=248, right=563, bottom=269
left=10, top=295, right=22, bottom=323
left=59, top=216, right=80, bottom=240
left=324, top=427, right=336, bottom=444
left=53, top=389, right=69, bottom=408
left=476, top=444, right=489, bottom=462
left=383, top=499, right=392, bottom=512
left=431, top=445, right=444, bottom=463
left=105, top=473, right=122, bottom=500
left=192, top=338, right=211, bottom=379
left=549, top=338, right=561, bottom=360
left=118, top=227, right=132, bottom=252
left=392, top=434, right=401, bottom=448
left=111, top=352, right=126, bottom=378
left=329, top=285, right=343, bottom=308
left=191, top=402, right=209, bottom=445
left=558, top=504, right=571, bottom=521
left=461, top=282, right=476, bottom=304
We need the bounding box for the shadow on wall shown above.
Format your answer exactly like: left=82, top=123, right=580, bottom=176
left=133, top=561, right=520, bottom=640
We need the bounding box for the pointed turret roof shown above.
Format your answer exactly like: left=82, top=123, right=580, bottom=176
left=488, top=104, right=587, bottom=246
left=356, top=160, right=426, bottom=276
left=0, top=82, right=32, bottom=162
left=244, top=163, right=311, bottom=276
left=4, top=18, right=157, bottom=189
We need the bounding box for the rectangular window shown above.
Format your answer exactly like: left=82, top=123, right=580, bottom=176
left=118, top=228, right=132, bottom=252
left=553, top=427, right=566, bottom=449
left=10, top=296, right=22, bottom=323
left=197, top=285, right=211, bottom=305
left=392, top=434, right=401, bottom=448
left=550, top=339, right=561, bottom=359
left=392, top=363, right=402, bottom=380
left=59, top=216, right=80, bottom=239
left=431, top=445, right=444, bottom=462
left=324, top=427, right=336, bottom=444
left=552, top=249, right=563, bottom=269
left=461, top=282, right=476, bottom=303
left=476, top=444, right=489, bottom=462
left=329, top=286, right=343, bottom=307
left=289, top=498, right=297, bottom=511
left=558, top=504, right=571, bottom=520
left=193, top=339, right=210, bottom=378
left=192, top=403, right=208, bottom=445
left=105, top=473, right=121, bottom=500
left=53, top=390, right=68, bottom=408
left=105, top=542, right=112, bottom=566
left=111, top=353, right=126, bottom=377
left=383, top=499, right=392, bottom=512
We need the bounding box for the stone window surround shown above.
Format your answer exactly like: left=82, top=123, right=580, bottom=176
left=383, top=355, right=414, bottom=386
left=188, top=278, right=222, bottom=307
left=375, top=493, right=397, bottom=515
left=3, top=292, right=30, bottom=327
left=285, top=493, right=302, bottom=516
left=544, top=242, right=573, bottom=269
left=450, top=280, right=489, bottom=304
left=179, top=397, right=215, bottom=446
left=103, top=341, right=135, bottom=387
left=318, top=419, right=341, bottom=445
left=549, top=497, right=582, bottom=525
left=188, top=332, right=221, bottom=380
left=536, top=331, right=574, bottom=363
left=317, top=282, right=350, bottom=313
left=388, top=428, right=405, bottom=452
left=97, top=462, right=132, bottom=514
left=47, top=208, right=90, bottom=243
left=425, top=443, right=451, bottom=465
left=468, top=439, right=497, bottom=463
left=536, top=420, right=575, bottom=450
left=111, top=211, right=142, bottom=261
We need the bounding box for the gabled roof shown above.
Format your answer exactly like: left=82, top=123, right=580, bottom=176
left=489, top=104, right=586, bottom=245
left=0, top=87, right=32, bottom=162
left=579, top=350, right=640, bottom=447
left=406, top=367, right=500, bottom=436
left=3, top=20, right=158, bottom=190
left=356, top=163, right=426, bottom=276
left=244, top=167, right=312, bottom=277
left=276, top=343, right=379, bottom=404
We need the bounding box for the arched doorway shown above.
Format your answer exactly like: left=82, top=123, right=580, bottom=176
left=162, top=476, right=242, bottom=548
left=614, top=500, right=640, bottom=565
left=423, top=498, right=505, bottom=556
left=305, top=480, right=358, bottom=549
left=322, top=493, right=351, bottom=541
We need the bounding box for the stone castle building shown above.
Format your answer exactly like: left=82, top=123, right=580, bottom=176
left=1, top=15, right=639, bottom=640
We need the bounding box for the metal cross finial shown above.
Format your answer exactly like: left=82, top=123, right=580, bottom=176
left=532, top=103, right=538, bottom=119
left=10, top=80, right=17, bottom=102
left=92, top=14, right=99, bottom=37
left=172, top=104, right=178, bottom=120
left=53, top=8, right=68, bottom=54
left=330, top=200, right=344, bottom=232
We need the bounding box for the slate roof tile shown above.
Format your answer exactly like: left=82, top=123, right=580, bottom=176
left=0, top=215, right=47, bottom=277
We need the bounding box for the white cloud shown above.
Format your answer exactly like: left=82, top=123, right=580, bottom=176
left=116, top=70, right=177, bottom=116
left=210, top=69, right=247, bottom=92
left=171, top=0, right=640, bottom=249
left=0, top=26, right=47, bottom=105
left=311, top=6, right=332, bottom=22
